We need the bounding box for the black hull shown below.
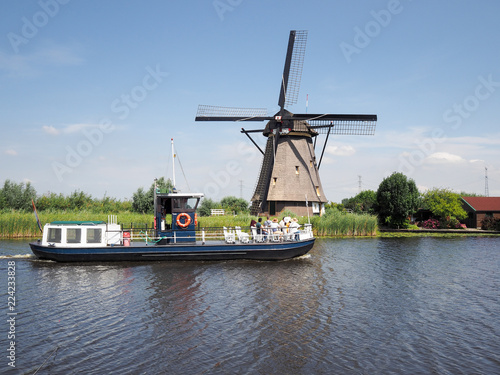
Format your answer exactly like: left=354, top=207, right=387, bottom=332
left=29, top=239, right=315, bottom=262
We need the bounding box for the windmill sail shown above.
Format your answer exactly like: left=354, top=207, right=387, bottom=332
left=278, top=30, right=308, bottom=110
left=196, top=105, right=269, bottom=122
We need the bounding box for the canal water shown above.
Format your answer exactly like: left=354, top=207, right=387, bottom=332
left=0, top=237, right=499, bottom=374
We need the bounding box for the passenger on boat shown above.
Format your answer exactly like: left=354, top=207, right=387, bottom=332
left=250, top=219, right=257, bottom=227
left=256, top=218, right=268, bottom=239
left=271, top=218, right=283, bottom=237
left=264, top=216, right=272, bottom=228
left=289, top=218, right=301, bottom=240
left=279, top=217, right=286, bottom=231
left=270, top=218, right=281, bottom=233
left=282, top=217, right=292, bottom=233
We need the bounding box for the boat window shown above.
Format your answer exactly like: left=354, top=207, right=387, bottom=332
left=87, top=228, right=102, bottom=243
left=67, top=228, right=81, bottom=243
left=172, top=198, right=199, bottom=211
left=48, top=228, right=62, bottom=243
left=186, top=198, right=199, bottom=210
left=172, top=198, right=184, bottom=210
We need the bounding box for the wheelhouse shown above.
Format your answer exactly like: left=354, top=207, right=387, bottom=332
left=154, top=190, right=204, bottom=244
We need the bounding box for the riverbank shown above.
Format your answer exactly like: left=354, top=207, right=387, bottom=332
left=378, top=228, right=500, bottom=237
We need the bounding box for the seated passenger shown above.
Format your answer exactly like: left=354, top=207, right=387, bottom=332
left=270, top=218, right=281, bottom=233
left=256, top=218, right=268, bottom=238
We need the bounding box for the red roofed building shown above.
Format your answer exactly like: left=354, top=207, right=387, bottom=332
left=461, top=196, right=500, bottom=228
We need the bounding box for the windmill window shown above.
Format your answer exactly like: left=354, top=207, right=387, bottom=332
left=316, top=186, right=320, bottom=196
left=295, top=166, right=300, bottom=175
left=273, top=177, right=277, bottom=186
left=310, top=160, right=313, bottom=168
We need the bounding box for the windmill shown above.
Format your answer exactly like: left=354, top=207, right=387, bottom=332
left=196, top=30, right=377, bottom=217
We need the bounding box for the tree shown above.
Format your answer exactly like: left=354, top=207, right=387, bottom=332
left=422, top=188, right=467, bottom=222
left=220, top=196, right=249, bottom=214
left=132, top=177, right=174, bottom=213
left=324, top=202, right=345, bottom=212
left=132, top=187, right=150, bottom=213
left=342, top=190, right=377, bottom=214
left=198, top=198, right=219, bottom=217
left=68, top=190, right=93, bottom=210
left=376, top=172, right=420, bottom=228
left=0, top=180, right=37, bottom=211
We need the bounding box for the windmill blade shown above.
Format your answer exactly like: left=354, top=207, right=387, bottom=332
left=308, top=120, right=376, bottom=135
left=278, top=30, right=308, bottom=110
left=195, top=105, right=271, bottom=122
left=287, top=113, right=377, bottom=122
left=281, top=113, right=377, bottom=135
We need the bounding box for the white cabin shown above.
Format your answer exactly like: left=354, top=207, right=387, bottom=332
left=41, top=219, right=123, bottom=248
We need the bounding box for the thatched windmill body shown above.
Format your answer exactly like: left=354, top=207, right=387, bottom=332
left=196, top=30, right=377, bottom=217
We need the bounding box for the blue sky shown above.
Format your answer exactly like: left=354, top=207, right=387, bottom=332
left=1, top=0, right=500, bottom=203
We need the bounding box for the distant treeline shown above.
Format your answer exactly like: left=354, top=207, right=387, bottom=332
left=0, top=180, right=132, bottom=213
left=0, top=178, right=251, bottom=216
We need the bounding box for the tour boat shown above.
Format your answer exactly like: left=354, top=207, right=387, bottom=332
left=29, top=141, right=315, bottom=262
left=29, top=190, right=315, bottom=262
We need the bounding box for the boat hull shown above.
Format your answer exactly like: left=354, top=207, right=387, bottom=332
left=29, top=238, right=315, bottom=262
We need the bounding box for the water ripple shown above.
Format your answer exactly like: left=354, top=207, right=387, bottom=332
left=1, top=237, right=499, bottom=374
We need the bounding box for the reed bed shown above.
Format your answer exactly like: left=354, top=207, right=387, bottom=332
left=310, top=209, right=378, bottom=236
left=0, top=210, right=152, bottom=238
left=0, top=210, right=378, bottom=238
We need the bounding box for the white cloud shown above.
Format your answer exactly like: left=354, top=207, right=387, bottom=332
left=326, top=145, right=356, bottom=156
left=417, top=184, right=430, bottom=193
left=4, top=149, right=18, bottom=156
left=42, top=123, right=103, bottom=136
left=63, top=123, right=95, bottom=134
left=0, top=42, right=83, bottom=77
left=426, top=152, right=466, bottom=164
left=42, top=125, right=60, bottom=135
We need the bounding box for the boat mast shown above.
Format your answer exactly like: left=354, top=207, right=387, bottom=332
left=171, top=138, right=176, bottom=190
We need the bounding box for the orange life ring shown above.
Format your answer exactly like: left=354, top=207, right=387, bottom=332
left=194, top=213, right=198, bottom=226
left=176, top=213, right=191, bottom=228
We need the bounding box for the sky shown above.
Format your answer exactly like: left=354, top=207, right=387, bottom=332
left=1, top=0, right=500, bottom=204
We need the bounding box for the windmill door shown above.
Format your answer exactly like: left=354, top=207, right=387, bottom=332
left=269, top=201, right=276, bottom=216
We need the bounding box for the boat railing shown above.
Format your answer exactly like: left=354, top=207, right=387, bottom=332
left=198, top=224, right=313, bottom=244
left=117, top=224, right=313, bottom=244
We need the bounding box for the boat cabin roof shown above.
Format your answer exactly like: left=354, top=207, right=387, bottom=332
left=49, top=221, right=106, bottom=226
left=156, top=192, right=204, bottom=199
